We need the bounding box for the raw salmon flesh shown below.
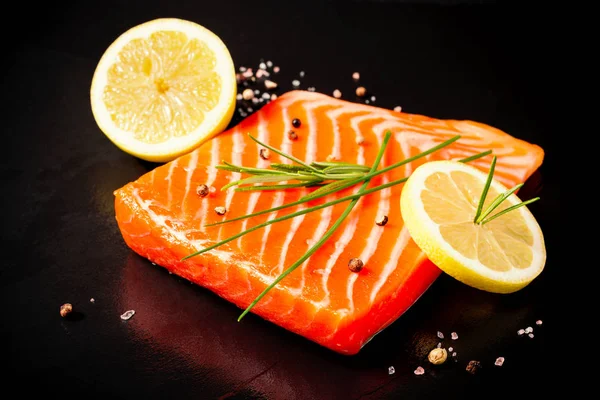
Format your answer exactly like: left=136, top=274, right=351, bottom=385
left=114, top=90, right=544, bottom=355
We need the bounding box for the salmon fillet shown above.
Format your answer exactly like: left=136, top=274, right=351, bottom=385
left=114, top=90, right=544, bottom=355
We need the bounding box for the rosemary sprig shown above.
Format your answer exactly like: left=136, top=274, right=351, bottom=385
left=236, top=131, right=392, bottom=321
left=474, top=155, right=540, bottom=225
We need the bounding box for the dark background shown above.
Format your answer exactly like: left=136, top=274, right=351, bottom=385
left=3, top=1, right=556, bottom=399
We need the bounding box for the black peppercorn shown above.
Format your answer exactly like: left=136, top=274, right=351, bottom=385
left=348, top=258, right=364, bottom=273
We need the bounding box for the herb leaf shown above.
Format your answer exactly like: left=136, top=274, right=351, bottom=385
left=473, top=155, right=541, bottom=225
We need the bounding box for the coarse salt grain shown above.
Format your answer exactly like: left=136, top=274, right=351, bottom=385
left=259, top=62, right=267, bottom=70
left=299, top=71, right=305, bottom=77
left=120, top=310, right=135, bottom=320
left=437, top=342, right=442, bottom=348
left=292, top=80, right=300, bottom=87
left=352, top=72, right=360, bottom=80
left=239, top=66, right=247, bottom=72
left=254, top=89, right=260, bottom=95
left=394, top=106, right=402, bottom=112
left=452, top=352, right=457, bottom=357
left=242, top=88, right=254, bottom=100
left=267, top=60, right=273, bottom=67
left=262, top=92, right=271, bottom=99
left=451, top=332, right=458, bottom=340
left=437, top=331, right=444, bottom=339
left=308, top=87, right=316, bottom=92
left=448, top=347, right=453, bottom=352
left=273, top=66, right=280, bottom=73
left=414, top=366, right=425, bottom=376
left=333, top=89, right=342, bottom=98
left=256, top=69, right=269, bottom=78
left=525, top=327, right=533, bottom=333
left=236, top=94, right=242, bottom=101
left=90, top=298, right=95, bottom=303
left=388, top=366, right=395, bottom=375
left=271, top=94, right=277, bottom=100
left=517, top=329, right=525, bottom=335
left=528, top=333, right=534, bottom=338
left=495, top=357, right=505, bottom=367
left=370, top=96, right=376, bottom=102
left=265, top=80, right=278, bottom=90
left=536, top=320, right=543, bottom=325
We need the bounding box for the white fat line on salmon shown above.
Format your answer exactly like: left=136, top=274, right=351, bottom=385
left=369, top=226, right=411, bottom=304
left=274, top=203, right=307, bottom=277
left=165, top=159, right=178, bottom=208
left=302, top=100, right=339, bottom=162
left=218, top=128, right=245, bottom=242
left=287, top=101, right=331, bottom=295
left=259, top=191, right=284, bottom=260
left=273, top=100, right=328, bottom=281
left=131, top=188, right=235, bottom=266
left=298, top=299, right=350, bottom=336
left=180, top=150, right=199, bottom=218
left=322, top=310, right=352, bottom=342
left=285, top=91, right=457, bottom=138
left=275, top=90, right=322, bottom=107
left=258, top=107, right=293, bottom=260
left=196, top=139, right=220, bottom=230
left=343, top=123, right=392, bottom=312
left=316, top=209, right=361, bottom=309
left=149, top=169, right=156, bottom=186
left=355, top=110, right=448, bottom=139
left=325, top=105, right=369, bottom=162
left=313, top=108, right=370, bottom=309
left=292, top=193, right=334, bottom=297
left=279, top=107, right=294, bottom=163
left=217, top=260, right=327, bottom=313
left=238, top=112, right=268, bottom=249
left=224, top=262, right=254, bottom=299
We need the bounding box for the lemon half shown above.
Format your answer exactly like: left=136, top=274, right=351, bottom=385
left=400, top=160, right=546, bottom=293
left=90, top=18, right=236, bottom=162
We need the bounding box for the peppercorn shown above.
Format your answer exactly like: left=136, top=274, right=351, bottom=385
left=196, top=184, right=209, bottom=197
left=428, top=348, right=447, bottom=365
left=466, top=360, right=481, bottom=374
left=348, top=258, right=364, bottom=273
left=259, top=148, right=270, bottom=160
left=375, top=215, right=388, bottom=226
left=288, top=130, right=298, bottom=141
left=292, top=118, right=301, bottom=128
left=60, top=303, right=73, bottom=318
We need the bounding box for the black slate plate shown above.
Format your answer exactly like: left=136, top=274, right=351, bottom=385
left=3, top=1, right=556, bottom=398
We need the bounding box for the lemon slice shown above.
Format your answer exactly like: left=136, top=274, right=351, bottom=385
left=400, top=160, right=546, bottom=293
left=90, top=18, right=236, bottom=162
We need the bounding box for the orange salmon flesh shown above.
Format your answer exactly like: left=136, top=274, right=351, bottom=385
left=114, top=90, right=544, bottom=355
